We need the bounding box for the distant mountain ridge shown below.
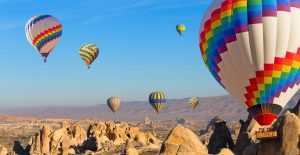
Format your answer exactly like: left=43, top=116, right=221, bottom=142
left=0, top=113, right=33, bottom=122
left=1, top=93, right=299, bottom=123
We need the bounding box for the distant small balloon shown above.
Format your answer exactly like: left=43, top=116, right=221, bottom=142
left=107, top=97, right=121, bottom=113
left=176, top=24, right=186, bottom=36
left=25, top=15, right=62, bottom=63
left=79, top=43, right=99, bottom=69
left=148, top=92, right=167, bottom=114
left=188, top=97, right=199, bottom=110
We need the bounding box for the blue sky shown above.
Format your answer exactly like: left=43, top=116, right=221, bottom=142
left=0, top=0, right=225, bottom=108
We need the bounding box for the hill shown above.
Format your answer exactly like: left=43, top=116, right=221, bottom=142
left=2, top=93, right=299, bottom=124
left=0, top=113, right=33, bottom=122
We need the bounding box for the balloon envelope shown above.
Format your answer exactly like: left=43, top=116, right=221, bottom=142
left=107, top=97, right=121, bottom=113
left=188, top=97, right=199, bottom=110
left=148, top=92, right=167, bottom=114
left=25, top=15, right=62, bottom=62
left=79, top=43, right=99, bottom=69
left=176, top=24, right=186, bottom=36
left=199, top=0, right=300, bottom=125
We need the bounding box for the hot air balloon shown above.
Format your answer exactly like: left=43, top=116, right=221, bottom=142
left=176, top=24, right=186, bottom=36
left=107, top=97, right=121, bottom=113
left=79, top=43, right=99, bottom=69
left=188, top=97, right=199, bottom=110
left=25, top=15, right=62, bottom=63
left=148, top=92, right=167, bottom=114
left=199, top=0, right=300, bottom=127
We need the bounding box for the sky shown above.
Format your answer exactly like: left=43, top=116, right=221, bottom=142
left=0, top=0, right=226, bottom=108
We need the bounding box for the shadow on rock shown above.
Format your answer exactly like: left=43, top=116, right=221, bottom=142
left=207, top=118, right=234, bottom=154
left=13, top=141, right=30, bottom=155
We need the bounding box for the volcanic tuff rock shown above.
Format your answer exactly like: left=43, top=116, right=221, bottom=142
left=13, top=121, right=161, bottom=155
left=200, top=116, right=224, bottom=135
left=207, top=119, right=234, bottom=154
left=159, top=125, right=208, bottom=155
left=242, top=144, right=258, bottom=155
left=235, top=115, right=260, bottom=154
left=217, top=148, right=235, bottom=155
left=0, top=145, right=7, bottom=155
left=292, top=97, right=300, bottom=118
left=125, top=140, right=139, bottom=155
left=144, top=116, right=152, bottom=126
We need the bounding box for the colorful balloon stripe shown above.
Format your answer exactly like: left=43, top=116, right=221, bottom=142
left=262, top=0, right=277, bottom=17
left=149, top=92, right=167, bottom=114
left=31, top=15, right=51, bottom=24
left=33, top=25, right=62, bottom=46
left=25, top=15, right=62, bottom=62
left=291, top=0, right=300, bottom=8
left=188, top=97, right=199, bottom=110
left=34, top=25, right=62, bottom=52
left=247, top=0, right=263, bottom=24
left=245, top=49, right=300, bottom=106
left=233, top=0, right=249, bottom=33
left=79, top=43, right=99, bottom=68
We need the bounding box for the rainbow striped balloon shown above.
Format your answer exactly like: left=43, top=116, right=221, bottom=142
left=25, top=15, right=62, bottom=62
left=148, top=92, right=167, bottom=114
left=199, top=0, right=300, bottom=126
left=79, top=43, right=99, bottom=69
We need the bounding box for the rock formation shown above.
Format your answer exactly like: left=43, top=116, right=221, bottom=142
left=207, top=119, right=234, bottom=154
left=144, top=116, right=152, bottom=126
left=243, top=144, right=258, bottom=155
left=292, top=97, right=300, bottom=118
left=200, top=116, right=223, bottom=135
left=159, top=125, right=208, bottom=155
left=16, top=121, right=161, bottom=155
left=69, top=123, right=87, bottom=147
left=235, top=115, right=260, bottom=154
left=217, top=148, right=234, bottom=155
left=41, top=125, right=52, bottom=154
left=125, top=140, right=139, bottom=155
left=13, top=141, right=30, bottom=155
left=0, top=145, right=7, bottom=155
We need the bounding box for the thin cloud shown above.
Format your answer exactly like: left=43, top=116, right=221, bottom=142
left=79, top=0, right=212, bottom=25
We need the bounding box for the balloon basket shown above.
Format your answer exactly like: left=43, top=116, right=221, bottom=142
left=255, top=128, right=277, bottom=140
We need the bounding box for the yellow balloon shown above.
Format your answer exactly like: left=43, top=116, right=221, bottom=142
left=176, top=24, right=186, bottom=36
